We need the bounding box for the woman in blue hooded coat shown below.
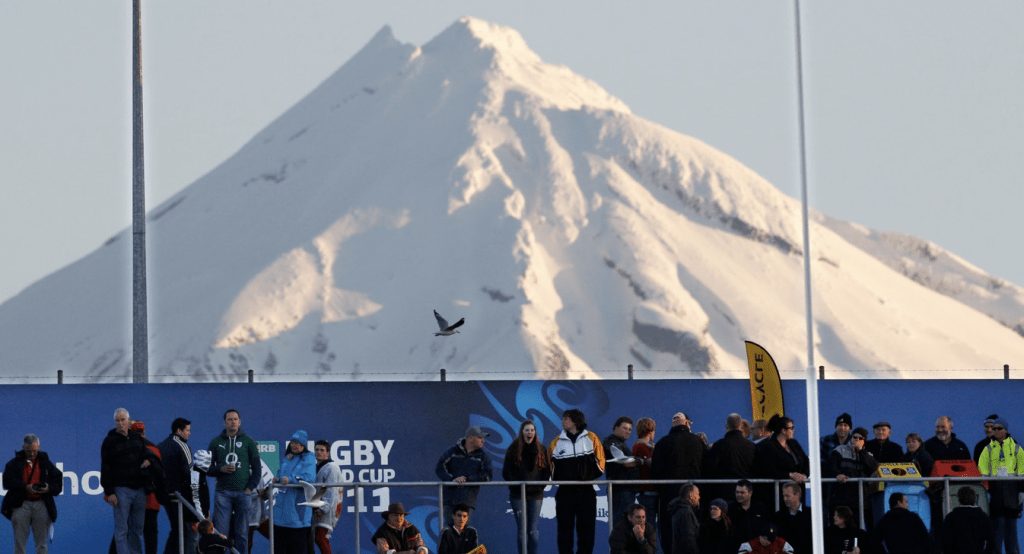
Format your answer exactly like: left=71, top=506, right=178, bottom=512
left=273, top=430, right=316, bottom=554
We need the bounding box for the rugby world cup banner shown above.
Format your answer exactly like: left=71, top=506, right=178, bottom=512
left=1, top=379, right=1022, bottom=553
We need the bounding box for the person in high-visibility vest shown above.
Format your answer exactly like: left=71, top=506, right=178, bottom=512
left=977, top=417, right=1024, bottom=554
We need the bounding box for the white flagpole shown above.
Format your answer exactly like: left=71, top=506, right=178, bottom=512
left=793, top=1, right=825, bottom=552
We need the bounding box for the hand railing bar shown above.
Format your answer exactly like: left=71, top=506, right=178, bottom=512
left=273, top=475, right=1016, bottom=554
left=269, top=475, right=1018, bottom=491
left=171, top=492, right=241, bottom=554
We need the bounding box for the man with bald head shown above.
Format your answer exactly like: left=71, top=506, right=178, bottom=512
left=924, top=416, right=971, bottom=461
left=651, top=412, right=704, bottom=554
left=923, top=415, right=971, bottom=542
left=706, top=413, right=755, bottom=502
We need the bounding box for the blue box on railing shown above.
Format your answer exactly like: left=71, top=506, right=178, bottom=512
left=872, top=482, right=931, bottom=530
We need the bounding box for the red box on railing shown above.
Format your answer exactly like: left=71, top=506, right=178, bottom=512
left=931, top=459, right=987, bottom=489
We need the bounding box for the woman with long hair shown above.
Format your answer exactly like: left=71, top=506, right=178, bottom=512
left=502, top=420, right=551, bottom=554
left=699, top=498, right=734, bottom=554
left=823, top=506, right=869, bottom=554
left=754, top=415, right=810, bottom=505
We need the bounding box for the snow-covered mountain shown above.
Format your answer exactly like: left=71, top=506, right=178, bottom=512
left=2, top=17, right=1022, bottom=382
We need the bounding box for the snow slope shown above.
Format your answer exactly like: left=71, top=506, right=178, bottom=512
left=1, top=17, right=1021, bottom=382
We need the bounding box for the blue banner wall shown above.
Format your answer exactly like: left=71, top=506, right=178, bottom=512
left=0, top=379, right=1021, bottom=553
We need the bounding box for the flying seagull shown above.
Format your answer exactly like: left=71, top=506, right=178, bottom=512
left=434, top=310, right=465, bottom=336
left=296, top=478, right=328, bottom=508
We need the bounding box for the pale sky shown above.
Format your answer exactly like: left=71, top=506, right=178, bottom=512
left=2, top=2, right=1022, bottom=305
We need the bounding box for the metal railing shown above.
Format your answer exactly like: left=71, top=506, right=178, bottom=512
left=170, top=491, right=242, bottom=554
left=253, top=474, right=1021, bottom=554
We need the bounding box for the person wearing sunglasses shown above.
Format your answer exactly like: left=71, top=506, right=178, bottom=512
left=977, top=417, right=1024, bottom=554
left=824, top=427, right=878, bottom=523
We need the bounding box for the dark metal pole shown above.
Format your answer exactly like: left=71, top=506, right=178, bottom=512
left=177, top=500, right=184, bottom=554
left=1005, top=364, right=1010, bottom=380
left=627, top=364, right=634, bottom=380
left=438, top=484, right=445, bottom=535
left=57, top=370, right=63, bottom=385
left=248, top=369, right=254, bottom=383
left=353, top=485, right=361, bottom=554
left=819, top=365, right=825, bottom=380
left=132, top=0, right=149, bottom=383
left=268, top=483, right=275, bottom=554
left=440, top=368, right=446, bottom=382
left=519, top=482, right=528, bottom=554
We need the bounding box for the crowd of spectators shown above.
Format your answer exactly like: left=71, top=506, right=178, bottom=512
left=425, top=409, right=1020, bottom=554
left=10, top=406, right=1021, bottom=554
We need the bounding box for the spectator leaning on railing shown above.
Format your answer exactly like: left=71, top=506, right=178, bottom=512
left=435, top=426, right=493, bottom=527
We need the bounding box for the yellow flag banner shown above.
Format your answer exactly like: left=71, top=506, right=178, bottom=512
left=745, top=341, right=784, bottom=422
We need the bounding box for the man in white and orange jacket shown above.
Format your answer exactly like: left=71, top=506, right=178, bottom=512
left=549, top=408, right=605, bottom=554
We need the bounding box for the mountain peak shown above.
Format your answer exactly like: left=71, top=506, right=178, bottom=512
left=2, top=18, right=1021, bottom=383
left=423, top=16, right=538, bottom=62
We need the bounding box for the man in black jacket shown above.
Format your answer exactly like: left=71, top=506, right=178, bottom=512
left=865, top=422, right=904, bottom=463
left=872, top=493, right=930, bottom=554
left=669, top=483, right=700, bottom=554
left=101, top=407, right=159, bottom=554
left=942, top=487, right=994, bottom=554
left=973, top=415, right=1000, bottom=462
left=2, top=434, right=63, bottom=554
left=603, top=416, right=640, bottom=527
left=729, top=480, right=770, bottom=554
left=158, top=417, right=198, bottom=554
left=651, top=412, right=704, bottom=554
left=609, top=504, right=657, bottom=554
left=773, top=482, right=811, bottom=554
left=924, top=416, right=971, bottom=461
left=705, top=413, right=755, bottom=502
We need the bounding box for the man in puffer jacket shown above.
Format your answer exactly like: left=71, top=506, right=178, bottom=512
left=669, top=483, right=701, bottom=554
left=435, top=426, right=493, bottom=525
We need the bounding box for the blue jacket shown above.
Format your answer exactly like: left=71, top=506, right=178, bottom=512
left=435, top=439, right=493, bottom=507
left=274, top=449, right=316, bottom=528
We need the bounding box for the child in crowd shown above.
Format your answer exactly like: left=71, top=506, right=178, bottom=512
left=198, top=519, right=236, bottom=554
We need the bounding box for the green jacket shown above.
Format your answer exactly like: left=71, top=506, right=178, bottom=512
left=208, top=429, right=261, bottom=492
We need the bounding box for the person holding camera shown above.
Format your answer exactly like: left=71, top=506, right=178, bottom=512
left=2, top=434, right=64, bottom=554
